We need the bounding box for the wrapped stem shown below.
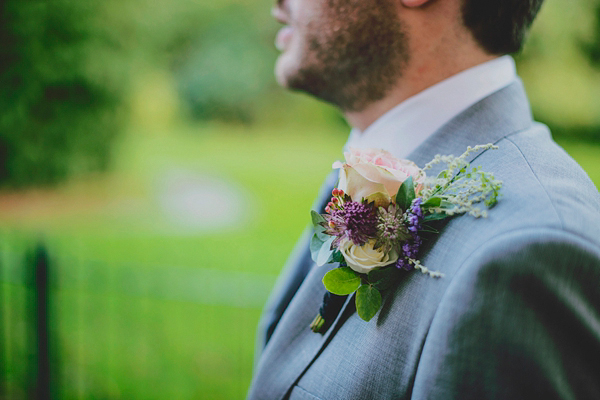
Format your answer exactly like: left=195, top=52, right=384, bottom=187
left=310, top=291, right=348, bottom=333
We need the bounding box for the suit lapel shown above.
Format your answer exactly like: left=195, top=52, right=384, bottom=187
left=249, top=80, right=535, bottom=400
left=256, top=170, right=339, bottom=354
left=250, top=257, right=351, bottom=399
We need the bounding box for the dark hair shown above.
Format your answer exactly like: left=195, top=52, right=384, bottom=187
left=461, top=0, right=545, bottom=55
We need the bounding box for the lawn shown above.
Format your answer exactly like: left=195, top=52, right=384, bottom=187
left=1, top=122, right=598, bottom=399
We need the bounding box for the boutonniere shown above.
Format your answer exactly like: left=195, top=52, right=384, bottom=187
left=309, top=144, right=502, bottom=333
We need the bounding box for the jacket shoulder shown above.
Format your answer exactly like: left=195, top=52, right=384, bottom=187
left=410, top=128, right=600, bottom=398
left=464, top=123, right=600, bottom=244
left=412, top=227, right=600, bottom=399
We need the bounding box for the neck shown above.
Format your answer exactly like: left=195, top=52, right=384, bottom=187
left=345, top=52, right=497, bottom=132
left=344, top=0, right=498, bottom=133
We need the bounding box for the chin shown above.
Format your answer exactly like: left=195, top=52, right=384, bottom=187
left=274, top=54, right=294, bottom=88
left=275, top=49, right=300, bottom=89
left=274, top=63, right=288, bottom=88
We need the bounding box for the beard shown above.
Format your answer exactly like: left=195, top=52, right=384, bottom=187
left=282, top=0, right=409, bottom=112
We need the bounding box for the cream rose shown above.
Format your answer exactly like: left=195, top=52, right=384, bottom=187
left=333, top=148, right=425, bottom=207
left=339, top=238, right=399, bottom=274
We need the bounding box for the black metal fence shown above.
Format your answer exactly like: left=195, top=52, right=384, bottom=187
left=32, top=245, right=51, bottom=400
left=1, top=244, right=55, bottom=399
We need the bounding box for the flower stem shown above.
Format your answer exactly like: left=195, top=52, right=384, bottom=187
left=310, top=314, right=326, bottom=333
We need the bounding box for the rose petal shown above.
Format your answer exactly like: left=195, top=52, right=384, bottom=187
left=344, top=165, right=387, bottom=201
left=340, top=239, right=399, bottom=274
left=336, top=148, right=426, bottom=203
left=364, top=192, right=391, bottom=208
left=352, top=163, right=406, bottom=197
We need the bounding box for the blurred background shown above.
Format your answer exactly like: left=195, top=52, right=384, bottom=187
left=0, top=0, right=599, bottom=398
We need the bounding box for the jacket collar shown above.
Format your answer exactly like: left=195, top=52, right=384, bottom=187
left=406, top=79, right=533, bottom=171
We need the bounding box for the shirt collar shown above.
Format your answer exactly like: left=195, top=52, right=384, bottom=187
left=344, top=55, right=518, bottom=159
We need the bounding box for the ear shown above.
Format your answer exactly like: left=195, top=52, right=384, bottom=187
left=401, top=0, right=432, bottom=7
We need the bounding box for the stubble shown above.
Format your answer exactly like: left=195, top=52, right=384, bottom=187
left=287, top=0, right=409, bottom=112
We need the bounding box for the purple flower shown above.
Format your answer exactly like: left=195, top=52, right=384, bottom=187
left=326, top=201, right=377, bottom=246
left=396, top=198, right=424, bottom=270
left=411, top=197, right=424, bottom=217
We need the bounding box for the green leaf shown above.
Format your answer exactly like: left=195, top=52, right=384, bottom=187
left=311, top=210, right=326, bottom=227
left=315, top=224, right=330, bottom=241
left=332, top=250, right=344, bottom=263
left=440, top=200, right=454, bottom=209
left=316, top=236, right=335, bottom=266
left=421, top=196, right=442, bottom=209
left=437, top=170, right=448, bottom=179
left=310, top=233, right=325, bottom=263
left=395, top=177, right=415, bottom=210
left=423, top=212, right=449, bottom=222
left=323, top=267, right=361, bottom=295
left=368, top=266, right=402, bottom=291
left=356, top=285, right=382, bottom=321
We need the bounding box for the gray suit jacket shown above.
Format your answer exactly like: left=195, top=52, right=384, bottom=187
left=247, top=81, right=600, bottom=399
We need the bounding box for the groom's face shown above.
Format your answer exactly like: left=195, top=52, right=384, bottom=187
left=272, top=0, right=409, bottom=112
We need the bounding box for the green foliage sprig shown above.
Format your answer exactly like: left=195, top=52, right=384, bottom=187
left=420, top=144, right=503, bottom=219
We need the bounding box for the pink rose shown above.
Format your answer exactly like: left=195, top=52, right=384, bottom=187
left=333, top=148, right=425, bottom=206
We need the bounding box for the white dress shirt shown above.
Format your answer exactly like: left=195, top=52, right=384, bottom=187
left=344, top=55, right=518, bottom=159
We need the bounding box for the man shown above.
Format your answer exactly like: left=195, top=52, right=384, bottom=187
left=248, top=0, right=600, bottom=398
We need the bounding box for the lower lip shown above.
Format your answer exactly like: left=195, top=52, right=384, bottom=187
left=275, top=26, right=294, bottom=51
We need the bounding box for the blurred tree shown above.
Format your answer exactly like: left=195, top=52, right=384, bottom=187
left=174, top=6, right=278, bottom=124
left=0, top=0, right=128, bottom=187
left=580, top=1, right=600, bottom=67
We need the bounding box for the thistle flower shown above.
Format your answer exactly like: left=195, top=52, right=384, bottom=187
left=326, top=201, right=377, bottom=246
left=375, top=204, right=410, bottom=252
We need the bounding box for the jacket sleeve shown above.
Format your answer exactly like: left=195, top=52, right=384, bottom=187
left=412, top=229, right=600, bottom=400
